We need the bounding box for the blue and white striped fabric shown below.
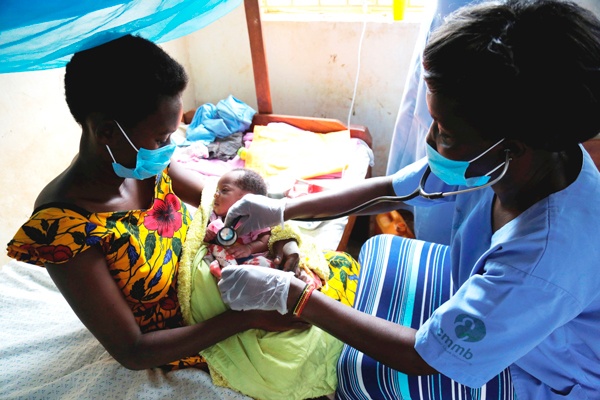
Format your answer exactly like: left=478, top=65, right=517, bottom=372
left=336, top=234, right=514, bottom=400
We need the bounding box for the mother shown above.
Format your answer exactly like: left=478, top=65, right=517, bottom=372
left=6, top=35, right=359, bottom=371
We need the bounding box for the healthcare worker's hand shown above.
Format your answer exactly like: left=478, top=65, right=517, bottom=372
left=224, top=194, right=285, bottom=236
left=219, top=265, right=293, bottom=315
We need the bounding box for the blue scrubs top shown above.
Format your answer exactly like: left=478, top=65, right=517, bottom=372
left=392, top=146, right=600, bottom=399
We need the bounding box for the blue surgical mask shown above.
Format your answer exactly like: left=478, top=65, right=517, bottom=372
left=106, top=121, right=176, bottom=180
left=426, top=138, right=506, bottom=187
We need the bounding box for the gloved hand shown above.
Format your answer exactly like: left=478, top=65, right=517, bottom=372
left=224, top=194, right=285, bottom=237
left=219, top=265, right=293, bottom=314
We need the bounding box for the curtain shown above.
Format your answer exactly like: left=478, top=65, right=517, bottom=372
left=0, top=0, right=241, bottom=73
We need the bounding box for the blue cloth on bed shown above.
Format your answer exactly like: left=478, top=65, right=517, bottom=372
left=186, top=95, right=256, bottom=143
left=0, top=0, right=242, bottom=73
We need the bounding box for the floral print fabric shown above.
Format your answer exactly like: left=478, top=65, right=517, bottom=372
left=7, top=170, right=205, bottom=370
left=321, top=250, right=359, bottom=307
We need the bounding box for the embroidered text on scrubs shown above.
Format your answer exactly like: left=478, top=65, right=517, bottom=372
left=436, top=327, right=475, bottom=360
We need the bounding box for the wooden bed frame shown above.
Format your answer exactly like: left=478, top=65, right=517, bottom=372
left=241, top=0, right=373, bottom=252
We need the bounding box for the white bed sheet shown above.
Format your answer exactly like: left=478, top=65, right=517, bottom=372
left=0, top=259, right=251, bottom=400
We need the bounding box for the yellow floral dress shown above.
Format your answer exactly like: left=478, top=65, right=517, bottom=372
left=6, top=170, right=205, bottom=370
left=321, top=250, right=359, bottom=307
left=6, top=169, right=361, bottom=372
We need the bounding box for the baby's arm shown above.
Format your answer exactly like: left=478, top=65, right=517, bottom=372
left=226, top=231, right=270, bottom=259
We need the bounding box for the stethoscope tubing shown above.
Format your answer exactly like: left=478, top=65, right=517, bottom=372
left=294, top=150, right=512, bottom=222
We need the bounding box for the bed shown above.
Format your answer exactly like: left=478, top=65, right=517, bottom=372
left=0, top=0, right=372, bottom=399
left=173, top=0, right=373, bottom=252
left=0, top=259, right=252, bottom=400
left=174, top=114, right=373, bottom=252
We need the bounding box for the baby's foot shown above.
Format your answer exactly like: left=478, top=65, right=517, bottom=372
left=209, top=260, right=222, bottom=279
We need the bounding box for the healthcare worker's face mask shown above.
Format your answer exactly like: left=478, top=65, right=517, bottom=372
left=105, top=121, right=176, bottom=180
left=426, top=138, right=506, bottom=187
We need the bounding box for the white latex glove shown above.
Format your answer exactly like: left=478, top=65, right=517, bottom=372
left=224, top=194, right=285, bottom=237
left=219, top=265, right=293, bottom=314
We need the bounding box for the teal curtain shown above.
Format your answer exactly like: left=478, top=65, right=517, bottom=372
left=0, top=0, right=242, bottom=73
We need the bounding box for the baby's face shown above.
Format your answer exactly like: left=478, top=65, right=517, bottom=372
left=213, top=171, right=248, bottom=217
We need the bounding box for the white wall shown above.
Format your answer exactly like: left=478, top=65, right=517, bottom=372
left=183, top=6, right=419, bottom=175
left=0, top=69, right=79, bottom=265
left=0, top=5, right=420, bottom=265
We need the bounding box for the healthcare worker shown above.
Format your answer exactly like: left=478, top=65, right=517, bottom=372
left=218, top=0, right=600, bottom=398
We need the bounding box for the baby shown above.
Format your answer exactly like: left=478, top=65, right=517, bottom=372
left=204, top=168, right=322, bottom=289
left=180, top=168, right=333, bottom=399
left=204, top=168, right=274, bottom=279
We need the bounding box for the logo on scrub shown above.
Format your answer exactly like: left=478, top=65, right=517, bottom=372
left=454, top=314, right=486, bottom=343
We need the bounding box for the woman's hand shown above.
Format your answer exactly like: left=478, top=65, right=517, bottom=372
left=271, top=238, right=300, bottom=274
left=246, top=310, right=311, bottom=332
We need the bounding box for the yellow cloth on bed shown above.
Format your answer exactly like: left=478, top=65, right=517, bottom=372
left=244, top=124, right=352, bottom=180
left=177, top=179, right=343, bottom=400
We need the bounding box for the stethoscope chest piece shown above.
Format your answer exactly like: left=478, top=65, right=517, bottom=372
left=215, top=216, right=243, bottom=247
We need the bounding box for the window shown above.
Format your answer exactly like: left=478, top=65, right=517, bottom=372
left=259, top=0, right=429, bottom=20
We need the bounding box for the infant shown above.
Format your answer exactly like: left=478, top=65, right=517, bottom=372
left=204, top=168, right=322, bottom=289
left=204, top=168, right=273, bottom=279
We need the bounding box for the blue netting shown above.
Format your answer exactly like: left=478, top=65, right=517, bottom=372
left=0, top=0, right=241, bottom=73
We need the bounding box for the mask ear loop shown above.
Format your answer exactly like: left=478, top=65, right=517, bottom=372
left=106, top=145, right=117, bottom=163
left=469, top=138, right=505, bottom=163
left=114, top=120, right=139, bottom=152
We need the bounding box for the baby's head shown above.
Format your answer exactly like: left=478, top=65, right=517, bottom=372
left=213, top=168, right=267, bottom=217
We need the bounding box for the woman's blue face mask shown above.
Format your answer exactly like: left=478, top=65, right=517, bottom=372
left=426, top=138, right=506, bottom=187
left=106, top=121, right=176, bottom=180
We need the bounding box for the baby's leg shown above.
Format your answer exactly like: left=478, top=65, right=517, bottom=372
left=209, top=259, right=222, bottom=279
left=242, top=255, right=274, bottom=268
left=210, top=244, right=238, bottom=267
left=208, top=243, right=238, bottom=279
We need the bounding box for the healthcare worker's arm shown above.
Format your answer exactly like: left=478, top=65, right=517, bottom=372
left=226, top=175, right=400, bottom=236
left=288, top=278, right=437, bottom=375
left=226, top=158, right=453, bottom=236
left=284, top=175, right=397, bottom=219
left=219, top=266, right=437, bottom=375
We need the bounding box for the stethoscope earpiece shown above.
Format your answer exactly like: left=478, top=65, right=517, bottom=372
left=216, top=216, right=243, bottom=247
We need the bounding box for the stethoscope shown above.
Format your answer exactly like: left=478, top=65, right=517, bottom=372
left=215, top=150, right=512, bottom=234
left=216, top=215, right=243, bottom=246
left=294, top=149, right=512, bottom=222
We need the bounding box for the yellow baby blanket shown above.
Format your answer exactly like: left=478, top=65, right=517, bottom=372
left=178, top=179, right=342, bottom=400
left=244, top=124, right=352, bottom=180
